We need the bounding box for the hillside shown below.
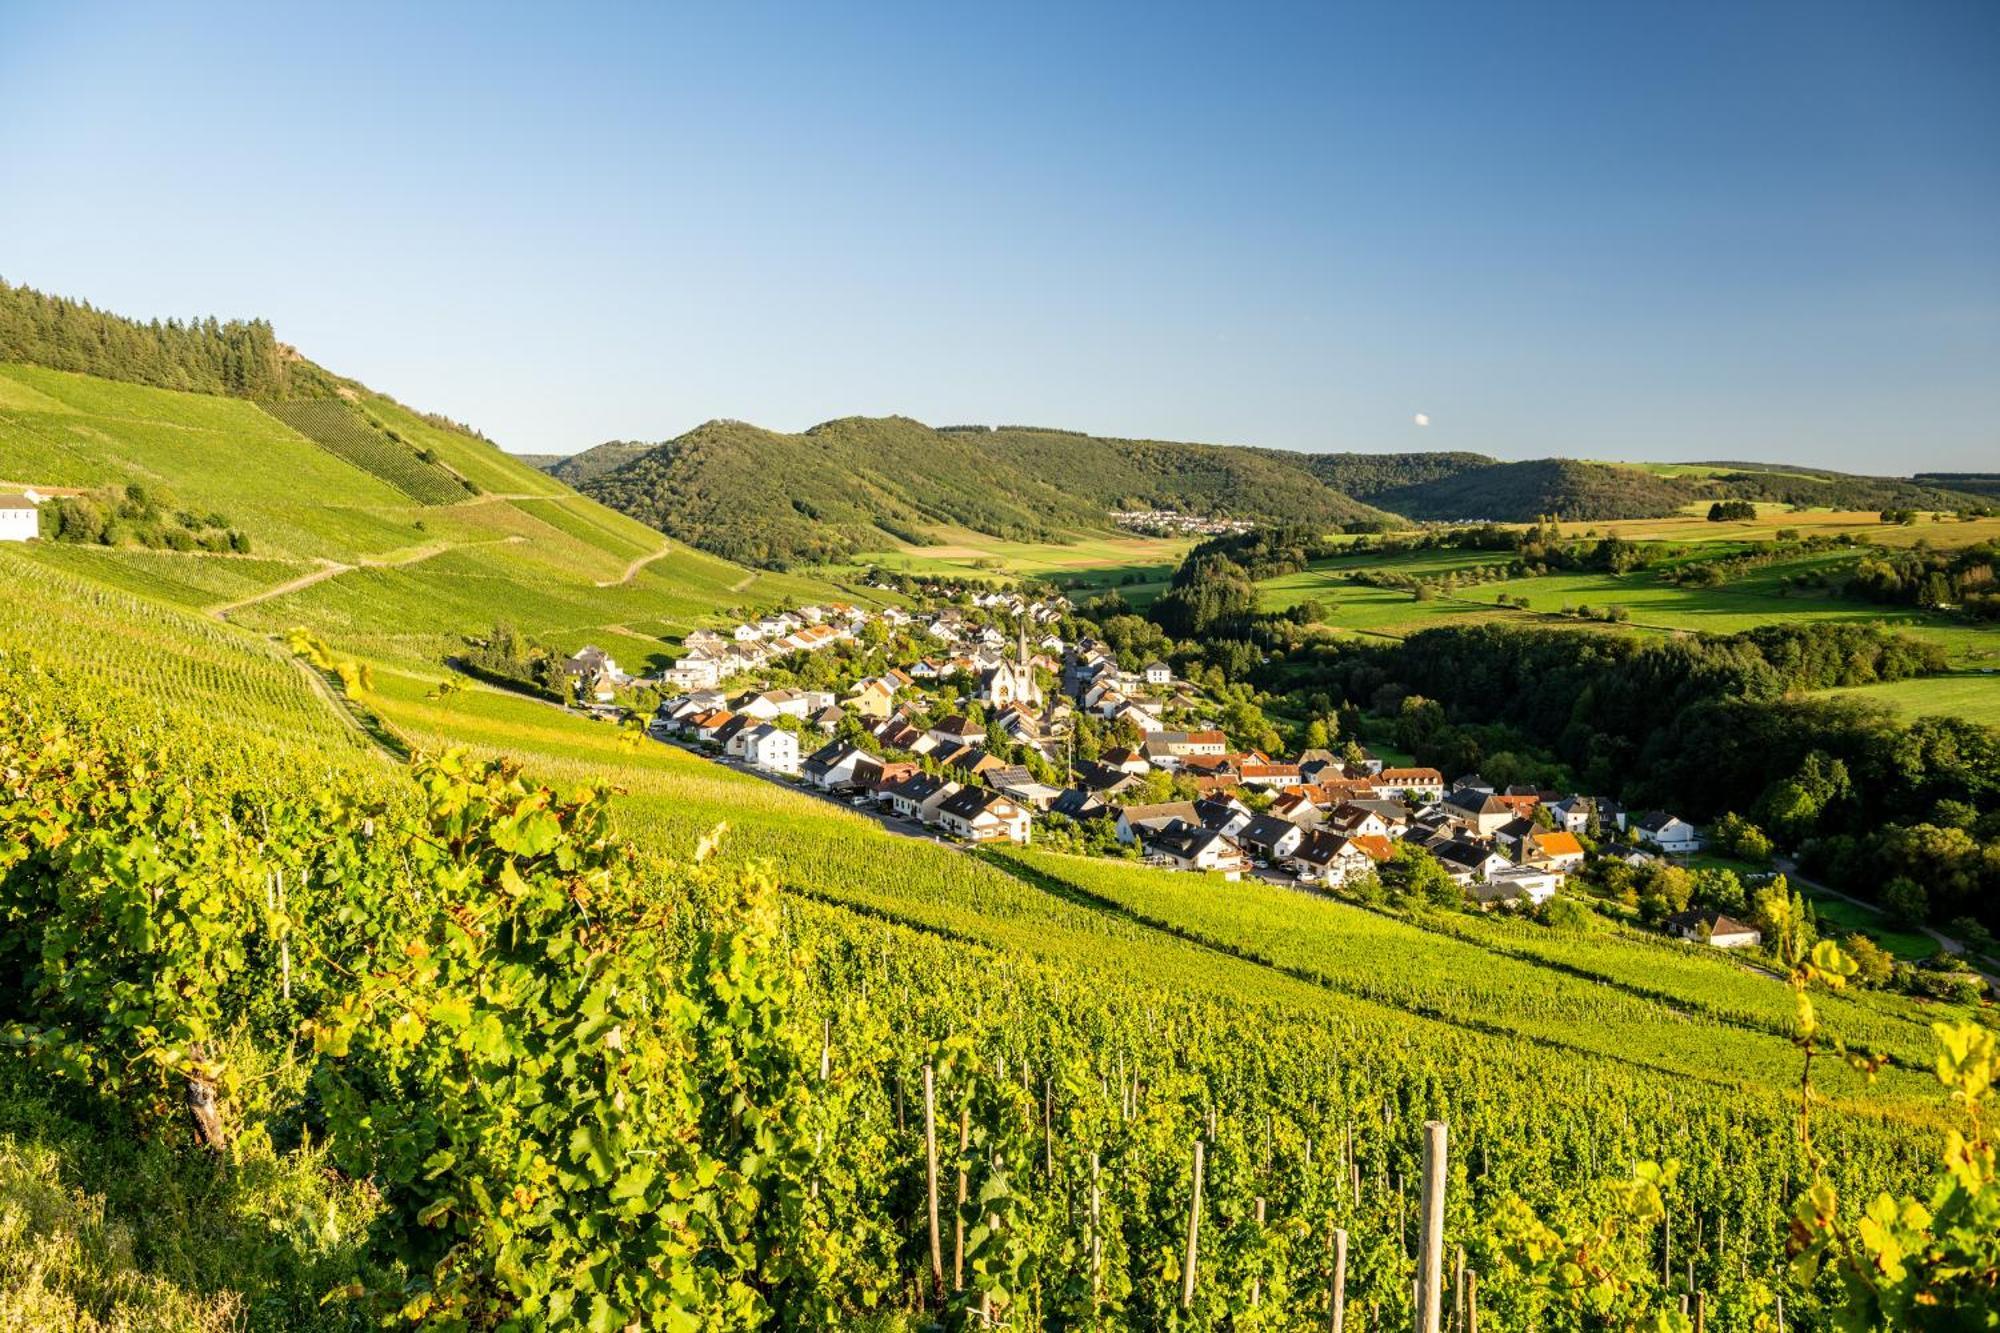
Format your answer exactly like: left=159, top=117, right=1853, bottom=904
left=1363, top=457, right=1695, bottom=521
left=1263, top=448, right=1497, bottom=499
left=579, top=418, right=1109, bottom=569
left=0, top=291, right=846, bottom=671
left=542, top=438, right=653, bottom=484
left=579, top=417, right=1399, bottom=569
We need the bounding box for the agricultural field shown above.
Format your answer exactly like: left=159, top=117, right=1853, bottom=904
left=831, top=525, right=1193, bottom=597
left=1258, top=542, right=2000, bottom=684
left=258, top=398, right=474, bottom=504
left=1819, top=672, right=2000, bottom=726
left=1549, top=505, right=2000, bottom=549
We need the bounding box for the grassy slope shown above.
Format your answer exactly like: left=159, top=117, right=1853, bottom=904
left=1257, top=543, right=2000, bottom=676
left=0, top=362, right=850, bottom=668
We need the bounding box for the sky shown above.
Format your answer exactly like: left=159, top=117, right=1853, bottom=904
left=1, top=2, right=1995, bottom=471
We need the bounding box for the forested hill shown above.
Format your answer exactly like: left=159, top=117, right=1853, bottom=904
left=575, top=417, right=1400, bottom=569
left=969, top=425, right=1394, bottom=530
left=0, top=277, right=341, bottom=399
left=1361, top=458, right=1695, bottom=522
left=1262, top=448, right=1497, bottom=499
left=543, top=439, right=653, bottom=485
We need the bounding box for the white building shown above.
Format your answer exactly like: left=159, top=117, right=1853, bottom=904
left=741, top=724, right=800, bottom=776
left=0, top=491, right=42, bottom=542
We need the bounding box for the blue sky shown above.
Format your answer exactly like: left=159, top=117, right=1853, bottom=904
left=2, top=2, right=1995, bottom=469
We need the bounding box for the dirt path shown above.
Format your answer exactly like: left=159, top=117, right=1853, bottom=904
left=596, top=543, right=678, bottom=587
left=210, top=535, right=526, bottom=619
left=210, top=558, right=352, bottom=617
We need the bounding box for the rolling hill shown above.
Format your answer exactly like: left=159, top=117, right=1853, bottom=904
left=0, top=285, right=845, bottom=671
left=572, top=418, right=1399, bottom=569
left=562, top=408, right=1992, bottom=565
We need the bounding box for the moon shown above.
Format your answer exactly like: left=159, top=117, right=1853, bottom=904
left=1413, top=413, right=1431, bottom=427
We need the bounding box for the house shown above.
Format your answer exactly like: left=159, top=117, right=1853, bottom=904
left=1269, top=790, right=1327, bottom=828
left=716, top=714, right=759, bottom=756
left=1098, top=747, right=1151, bottom=776
left=936, top=788, right=1032, bottom=844
left=1071, top=760, right=1143, bottom=800
left=1431, top=839, right=1513, bottom=886
left=880, top=772, right=948, bottom=820
left=847, top=673, right=910, bottom=719
left=1470, top=866, right=1563, bottom=908
left=1238, top=762, right=1303, bottom=790
left=1522, top=829, right=1586, bottom=870
left=928, top=716, right=987, bottom=749
left=1634, top=812, right=1702, bottom=855
left=802, top=741, right=886, bottom=793
left=1325, top=802, right=1403, bottom=840
left=1666, top=911, right=1762, bottom=949
left=1142, top=824, right=1250, bottom=878
left=978, top=627, right=1044, bottom=708
left=1049, top=787, right=1112, bottom=822
left=660, top=657, right=721, bottom=691
left=810, top=704, right=846, bottom=731
left=1115, top=801, right=1200, bottom=845
left=1143, top=660, right=1173, bottom=686
left=991, top=767, right=1064, bottom=811
left=1289, top=831, right=1393, bottom=886
left=1236, top=813, right=1305, bottom=862
left=691, top=709, right=737, bottom=743
left=1370, top=767, right=1447, bottom=803
left=1441, top=788, right=1515, bottom=837
left=740, top=723, right=801, bottom=776
left=1192, top=797, right=1255, bottom=838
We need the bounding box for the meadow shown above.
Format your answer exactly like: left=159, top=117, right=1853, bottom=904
left=829, top=525, right=1192, bottom=599
left=1257, top=541, right=2000, bottom=683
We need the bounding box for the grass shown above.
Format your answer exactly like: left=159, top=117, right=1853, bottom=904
left=827, top=525, right=1192, bottom=595
left=1257, top=543, right=2000, bottom=691
left=1820, top=673, right=2000, bottom=726
left=1546, top=507, right=2000, bottom=549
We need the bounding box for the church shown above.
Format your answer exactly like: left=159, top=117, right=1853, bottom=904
left=978, top=622, right=1043, bottom=709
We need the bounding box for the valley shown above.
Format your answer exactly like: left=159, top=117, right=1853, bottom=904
left=0, top=282, right=1995, bottom=1331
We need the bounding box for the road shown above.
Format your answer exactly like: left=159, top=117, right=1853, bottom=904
left=645, top=726, right=972, bottom=852
left=1776, top=856, right=1999, bottom=988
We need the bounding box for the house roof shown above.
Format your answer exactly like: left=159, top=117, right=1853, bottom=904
left=939, top=787, right=1021, bottom=821
left=1635, top=811, right=1685, bottom=833
left=1238, top=813, right=1301, bottom=848
left=1120, top=801, right=1199, bottom=827
left=1348, top=834, right=1396, bottom=861
left=1666, top=910, right=1759, bottom=937
left=0, top=492, right=40, bottom=510
left=1531, top=830, right=1585, bottom=858
left=1376, top=767, right=1445, bottom=784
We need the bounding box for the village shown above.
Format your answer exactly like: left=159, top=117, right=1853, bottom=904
left=566, top=582, right=1756, bottom=952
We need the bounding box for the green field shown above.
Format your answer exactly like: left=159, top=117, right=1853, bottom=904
left=1258, top=544, right=2000, bottom=688
left=1820, top=672, right=2000, bottom=726
left=827, top=524, right=1192, bottom=597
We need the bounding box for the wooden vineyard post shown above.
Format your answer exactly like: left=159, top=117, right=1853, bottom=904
left=1453, top=1246, right=1465, bottom=1333
left=1465, top=1271, right=1478, bottom=1333
left=1043, top=1076, right=1054, bottom=1176
left=1330, top=1226, right=1348, bottom=1333
left=819, top=1016, right=831, bottom=1082
left=1182, top=1138, right=1205, bottom=1310
left=1693, top=1291, right=1705, bottom=1333
left=1251, top=1197, right=1266, bottom=1308
left=1089, top=1151, right=1104, bottom=1312
left=954, top=1104, right=970, bottom=1290
left=1416, top=1121, right=1447, bottom=1333
left=1663, top=1209, right=1672, bottom=1287
left=924, top=1065, right=942, bottom=1295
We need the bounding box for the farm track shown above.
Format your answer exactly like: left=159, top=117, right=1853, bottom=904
left=596, top=542, right=679, bottom=587
left=209, top=535, right=527, bottom=618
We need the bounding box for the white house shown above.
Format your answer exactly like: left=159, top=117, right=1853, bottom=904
left=1471, top=865, right=1563, bottom=907
left=1142, top=825, right=1250, bottom=878
left=1667, top=910, right=1762, bottom=949
left=1634, top=812, right=1702, bottom=855
left=0, top=491, right=42, bottom=542
left=936, top=788, right=1032, bottom=844
left=741, top=724, right=800, bottom=776
left=1143, top=660, right=1172, bottom=686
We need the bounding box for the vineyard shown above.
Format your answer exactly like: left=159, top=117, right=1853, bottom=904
left=0, top=359, right=1992, bottom=1324
left=0, top=595, right=1992, bottom=1329
left=259, top=399, right=476, bottom=505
